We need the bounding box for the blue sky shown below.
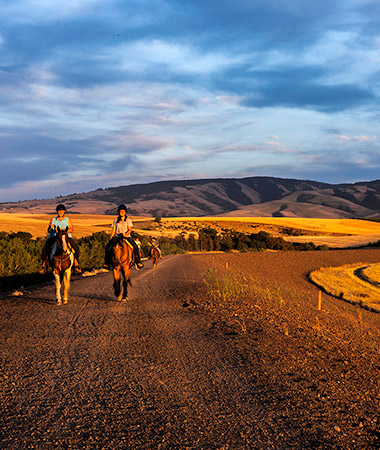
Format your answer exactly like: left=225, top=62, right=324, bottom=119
left=0, top=0, right=379, bottom=202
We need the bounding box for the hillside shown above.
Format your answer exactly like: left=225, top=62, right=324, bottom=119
left=1, top=176, right=380, bottom=218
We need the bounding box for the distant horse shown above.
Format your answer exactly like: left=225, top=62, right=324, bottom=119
left=49, top=226, right=74, bottom=304
left=109, top=235, right=133, bottom=301
left=151, top=247, right=160, bottom=270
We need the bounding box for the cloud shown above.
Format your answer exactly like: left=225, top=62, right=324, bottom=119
left=244, top=82, right=373, bottom=112
left=0, top=0, right=379, bottom=202
left=334, top=134, right=377, bottom=142
left=0, top=0, right=109, bottom=24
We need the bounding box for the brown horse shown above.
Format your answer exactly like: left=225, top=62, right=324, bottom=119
left=151, top=247, right=160, bottom=270
left=109, top=235, right=134, bottom=301
left=49, top=227, right=74, bottom=304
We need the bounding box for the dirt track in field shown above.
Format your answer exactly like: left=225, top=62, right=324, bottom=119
left=1, top=250, right=380, bottom=449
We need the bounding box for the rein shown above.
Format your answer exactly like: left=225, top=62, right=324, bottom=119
left=53, top=251, right=72, bottom=271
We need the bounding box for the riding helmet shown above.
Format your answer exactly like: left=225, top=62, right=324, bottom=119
left=118, top=204, right=127, bottom=213
left=56, top=204, right=66, bottom=212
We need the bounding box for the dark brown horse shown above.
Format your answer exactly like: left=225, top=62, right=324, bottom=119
left=151, top=247, right=160, bottom=270
left=109, top=235, right=134, bottom=301
left=49, top=227, right=74, bottom=304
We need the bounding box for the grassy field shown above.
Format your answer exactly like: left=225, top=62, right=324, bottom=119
left=137, top=217, right=380, bottom=248
left=1, top=213, right=380, bottom=245
left=310, top=263, right=380, bottom=312
left=0, top=213, right=150, bottom=238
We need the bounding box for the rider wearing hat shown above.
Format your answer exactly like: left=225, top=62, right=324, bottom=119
left=104, top=204, right=144, bottom=269
left=148, top=236, right=162, bottom=259
left=39, top=204, right=81, bottom=274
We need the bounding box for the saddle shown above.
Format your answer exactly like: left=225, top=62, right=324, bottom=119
left=109, top=235, right=135, bottom=268
left=114, top=234, right=134, bottom=250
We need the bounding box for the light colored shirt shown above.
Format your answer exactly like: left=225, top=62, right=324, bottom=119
left=112, top=217, right=133, bottom=235
left=49, top=216, right=72, bottom=237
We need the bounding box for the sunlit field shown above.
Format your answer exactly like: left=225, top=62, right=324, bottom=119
left=137, top=217, right=380, bottom=248
left=1, top=214, right=380, bottom=247
left=0, top=213, right=150, bottom=239
left=310, top=263, right=380, bottom=312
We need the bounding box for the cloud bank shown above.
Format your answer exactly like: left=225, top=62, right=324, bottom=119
left=0, top=0, right=379, bottom=201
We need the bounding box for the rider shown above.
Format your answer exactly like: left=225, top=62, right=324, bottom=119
left=134, top=236, right=144, bottom=258
left=148, top=236, right=162, bottom=259
left=39, top=204, right=81, bottom=274
left=104, top=204, right=144, bottom=269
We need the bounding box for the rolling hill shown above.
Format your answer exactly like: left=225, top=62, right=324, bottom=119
left=1, top=177, right=380, bottom=218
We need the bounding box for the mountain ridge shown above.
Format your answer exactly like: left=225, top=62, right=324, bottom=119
left=1, top=176, right=380, bottom=218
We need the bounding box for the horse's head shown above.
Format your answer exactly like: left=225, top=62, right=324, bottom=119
left=56, top=226, right=69, bottom=253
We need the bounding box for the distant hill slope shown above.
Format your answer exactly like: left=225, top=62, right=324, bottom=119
left=1, top=177, right=380, bottom=218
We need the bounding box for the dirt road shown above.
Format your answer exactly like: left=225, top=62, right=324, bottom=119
left=1, top=252, right=380, bottom=449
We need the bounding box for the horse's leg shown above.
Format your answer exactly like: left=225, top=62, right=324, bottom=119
left=63, top=268, right=71, bottom=303
left=54, top=272, right=62, bottom=304
left=120, top=265, right=129, bottom=301
left=113, top=267, right=122, bottom=301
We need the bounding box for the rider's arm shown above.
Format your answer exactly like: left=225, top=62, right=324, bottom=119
left=67, top=217, right=74, bottom=234
left=47, top=218, right=54, bottom=233
left=110, top=227, right=116, bottom=239
left=123, top=226, right=133, bottom=237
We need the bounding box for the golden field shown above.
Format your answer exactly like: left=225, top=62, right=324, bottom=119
left=1, top=213, right=380, bottom=246
left=310, top=263, right=380, bottom=312
left=0, top=213, right=149, bottom=239
left=139, top=217, right=380, bottom=248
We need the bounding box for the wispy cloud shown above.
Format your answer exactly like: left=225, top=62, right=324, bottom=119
left=334, top=134, right=377, bottom=142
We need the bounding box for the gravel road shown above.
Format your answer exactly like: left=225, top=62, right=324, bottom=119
left=1, top=250, right=380, bottom=449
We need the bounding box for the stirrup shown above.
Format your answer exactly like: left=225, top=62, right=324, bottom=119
left=39, top=262, right=48, bottom=274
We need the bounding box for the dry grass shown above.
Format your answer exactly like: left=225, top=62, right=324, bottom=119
left=139, top=217, right=380, bottom=247
left=0, top=213, right=149, bottom=238
left=1, top=213, right=380, bottom=248
left=166, top=217, right=380, bottom=234
left=360, top=264, right=380, bottom=288
left=309, top=263, right=380, bottom=312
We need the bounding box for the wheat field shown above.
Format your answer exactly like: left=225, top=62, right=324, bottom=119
left=1, top=213, right=380, bottom=244
left=0, top=213, right=147, bottom=238
left=310, top=263, right=380, bottom=312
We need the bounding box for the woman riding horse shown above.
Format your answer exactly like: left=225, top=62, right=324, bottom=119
left=104, top=204, right=144, bottom=270
left=51, top=226, right=75, bottom=304
left=39, top=204, right=81, bottom=274
left=148, top=237, right=162, bottom=259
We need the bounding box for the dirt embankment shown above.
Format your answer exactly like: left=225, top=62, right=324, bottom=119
left=1, top=250, right=380, bottom=449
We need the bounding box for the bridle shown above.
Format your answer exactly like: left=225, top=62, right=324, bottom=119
left=53, top=232, right=73, bottom=271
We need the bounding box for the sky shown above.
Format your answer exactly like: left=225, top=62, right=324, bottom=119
left=0, top=0, right=379, bottom=202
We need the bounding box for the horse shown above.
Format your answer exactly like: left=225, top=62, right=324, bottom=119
left=49, top=226, right=74, bottom=304
left=109, top=235, right=133, bottom=301
left=151, top=247, right=160, bottom=270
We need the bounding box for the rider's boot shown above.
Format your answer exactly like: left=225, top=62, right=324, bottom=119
left=74, top=258, right=82, bottom=274
left=135, top=252, right=144, bottom=270
left=39, top=260, right=48, bottom=274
